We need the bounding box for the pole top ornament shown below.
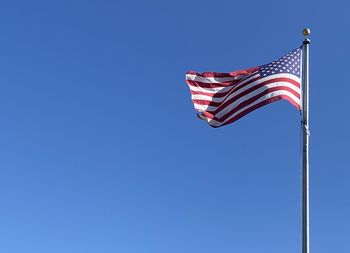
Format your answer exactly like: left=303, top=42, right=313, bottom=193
left=303, top=28, right=311, bottom=37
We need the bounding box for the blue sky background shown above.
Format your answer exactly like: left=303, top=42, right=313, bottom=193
left=0, top=0, right=349, bottom=252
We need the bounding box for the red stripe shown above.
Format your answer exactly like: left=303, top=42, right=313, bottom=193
left=186, top=67, right=258, bottom=78
left=187, top=70, right=234, bottom=78
left=186, top=71, right=259, bottom=89
left=208, top=95, right=301, bottom=128
left=186, top=79, right=239, bottom=88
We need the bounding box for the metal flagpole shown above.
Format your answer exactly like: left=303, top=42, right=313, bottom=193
left=301, top=28, right=310, bottom=253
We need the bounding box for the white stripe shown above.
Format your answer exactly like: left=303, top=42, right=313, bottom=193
left=266, top=73, right=301, bottom=83
left=188, top=73, right=260, bottom=94
left=194, top=103, right=216, bottom=112
left=206, top=90, right=300, bottom=127
left=189, top=85, right=231, bottom=93
left=192, top=94, right=218, bottom=101
left=186, top=73, right=247, bottom=83
left=198, top=114, right=209, bottom=122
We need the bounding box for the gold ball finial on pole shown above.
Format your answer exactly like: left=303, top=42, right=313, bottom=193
left=303, top=28, right=311, bottom=37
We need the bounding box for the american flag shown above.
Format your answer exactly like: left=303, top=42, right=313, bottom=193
left=185, top=48, right=302, bottom=128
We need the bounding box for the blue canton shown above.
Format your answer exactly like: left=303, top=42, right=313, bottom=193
left=259, top=48, right=301, bottom=78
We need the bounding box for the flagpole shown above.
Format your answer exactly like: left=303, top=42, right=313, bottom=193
left=301, top=28, right=310, bottom=253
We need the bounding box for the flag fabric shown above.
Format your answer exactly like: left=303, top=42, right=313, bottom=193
left=185, top=48, right=302, bottom=128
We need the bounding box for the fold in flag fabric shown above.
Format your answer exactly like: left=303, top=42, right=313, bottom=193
left=185, top=48, right=302, bottom=128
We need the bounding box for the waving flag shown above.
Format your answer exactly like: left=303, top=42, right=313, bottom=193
left=185, top=48, right=302, bottom=127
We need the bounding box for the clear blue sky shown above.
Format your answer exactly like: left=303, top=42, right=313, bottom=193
left=0, top=1, right=349, bottom=252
